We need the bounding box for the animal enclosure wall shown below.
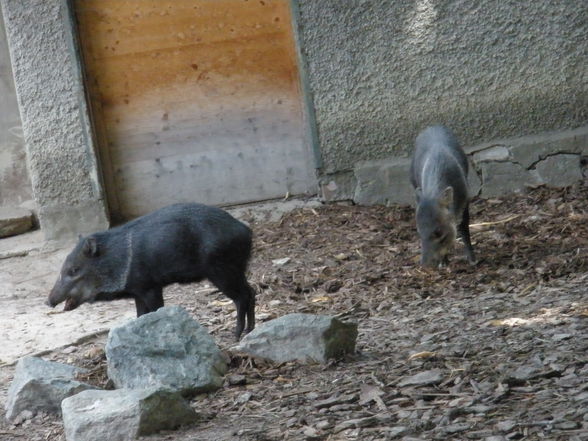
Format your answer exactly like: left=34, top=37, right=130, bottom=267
left=0, top=16, right=32, bottom=208
left=75, top=0, right=315, bottom=220
left=294, top=0, right=588, bottom=200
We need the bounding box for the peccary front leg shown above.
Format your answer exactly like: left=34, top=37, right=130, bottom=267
left=134, top=287, right=164, bottom=316
left=458, top=206, right=476, bottom=264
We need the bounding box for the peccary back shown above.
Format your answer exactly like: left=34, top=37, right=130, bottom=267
left=47, top=203, right=255, bottom=339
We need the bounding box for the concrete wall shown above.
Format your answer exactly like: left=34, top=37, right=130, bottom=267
left=0, top=0, right=108, bottom=240
left=352, top=127, right=588, bottom=207
left=294, top=0, right=588, bottom=199
left=0, top=9, right=32, bottom=208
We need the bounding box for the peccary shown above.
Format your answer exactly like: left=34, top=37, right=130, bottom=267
left=410, top=125, right=476, bottom=267
left=47, top=203, right=255, bottom=339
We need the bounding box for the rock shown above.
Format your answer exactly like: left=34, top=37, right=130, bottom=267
left=236, top=314, right=358, bottom=364
left=398, top=369, right=443, bottom=387
left=387, top=426, right=408, bottom=438
left=5, top=357, right=96, bottom=421
left=479, top=161, right=541, bottom=198
left=472, top=145, right=511, bottom=163
left=533, top=154, right=582, bottom=188
left=227, top=374, right=247, bottom=386
left=302, top=425, right=320, bottom=439
left=354, top=157, right=414, bottom=206
left=315, top=420, right=332, bottom=430
left=333, top=413, right=391, bottom=433
left=0, top=207, right=33, bottom=238
left=443, top=423, right=469, bottom=433
left=61, top=388, right=198, bottom=441
left=11, top=409, right=34, bottom=425
left=509, top=365, right=540, bottom=382
left=508, top=129, right=588, bottom=169
left=105, top=306, right=228, bottom=395
left=554, top=421, right=580, bottom=430
left=236, top=392, right=252, bottom=404
left=496, top=420, right=517, bottom=432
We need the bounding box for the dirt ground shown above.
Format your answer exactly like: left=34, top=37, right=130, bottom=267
left=1, top=183, right=587, bottom=441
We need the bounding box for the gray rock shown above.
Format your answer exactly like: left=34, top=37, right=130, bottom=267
left=354, top=157, right=414, bottom=206
left=62, top=388, right=198, bottom=441
left=387, top=426, right=408, bottom=438
left=443, top=423, right=469, bottom=434
left=0, top=207, right=33, bottom=238
left=472, top=145, right=511, bottom=163
left=554, top=421, right=580, bottom=430
left=5, top=357, right=96, bottom=421
left=510, top=365, right=540, bottom=381
left=236, top=314, right=358, bottom=364
left=509, top=129, right=588, bottom=169
left=479, top=161, right=541, bottom=198
left=496, top=420, right=517, bottom=432
left=106, top=306, right=227, bottom=394
left=534, top=154, right=582, bottom=188
left=398, top=369, right=443, bottom=387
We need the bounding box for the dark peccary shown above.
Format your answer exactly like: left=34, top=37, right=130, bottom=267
left=410, top=125, right=476, bottom=268
left=47, top=203, right=255, bottom=339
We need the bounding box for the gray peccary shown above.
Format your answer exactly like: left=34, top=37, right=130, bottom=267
left=47, top=203, right=255, bottom=339
left=410, top=125, right=476, bottom=268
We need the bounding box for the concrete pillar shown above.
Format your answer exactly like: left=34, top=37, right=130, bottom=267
left=0, top=0, right=109, bottom=240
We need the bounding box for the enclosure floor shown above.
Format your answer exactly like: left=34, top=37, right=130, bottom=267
left=1, top=183, right=587, bottom=441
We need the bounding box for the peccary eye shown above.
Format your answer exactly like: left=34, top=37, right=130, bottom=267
left=67, top=267, right=79, bottom=277
left=432, top=229, right=443, bottom=239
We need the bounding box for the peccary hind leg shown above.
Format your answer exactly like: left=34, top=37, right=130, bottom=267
left=209, top=272, right=256, bottom=340
left=134, top=287, right=164, bottom=316
left=458, top=206, right=476, bottom=264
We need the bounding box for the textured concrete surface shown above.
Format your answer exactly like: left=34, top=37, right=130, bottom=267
left=319, top=171, right=357, bottom=202
left=0, top=15, right=32, bottom=208
left=295, top=1, right=587, bottom=175
left=0, top=0, right=108, bottom=240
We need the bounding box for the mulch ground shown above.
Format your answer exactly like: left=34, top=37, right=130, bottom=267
left=2, top=182, right=588, bottom=441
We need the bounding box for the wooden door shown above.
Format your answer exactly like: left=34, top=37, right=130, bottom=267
left=75, top=0, right=315, bottom=220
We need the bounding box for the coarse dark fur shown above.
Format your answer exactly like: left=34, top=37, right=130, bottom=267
left=47, top=203, right=255, bottom=339
left=410, top=125, right=476, bottom=267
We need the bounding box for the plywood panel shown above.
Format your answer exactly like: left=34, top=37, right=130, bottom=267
left=75, top=0, right=314, bottom=219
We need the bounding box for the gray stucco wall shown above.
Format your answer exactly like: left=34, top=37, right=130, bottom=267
left=0, top=11, right=32, bottom=208
left=295, top=1, right=587, bottom=180
left=1, top=0, right=108, bottom=239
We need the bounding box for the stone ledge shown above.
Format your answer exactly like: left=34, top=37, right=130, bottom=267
left=0, top=207, right=34, bottom=238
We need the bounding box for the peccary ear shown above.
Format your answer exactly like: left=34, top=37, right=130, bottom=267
left=439, top=186, right=454, bottom=209
left=415, top=188, right=423, bottom=203
left=82, top=237, right=99, bottom=257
